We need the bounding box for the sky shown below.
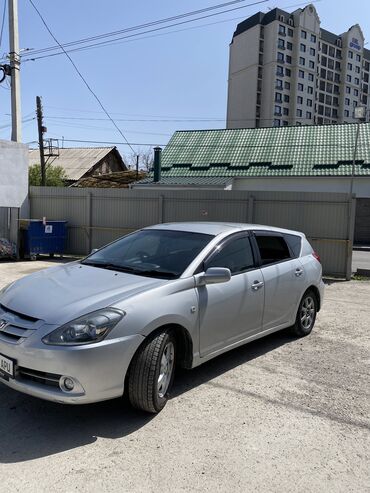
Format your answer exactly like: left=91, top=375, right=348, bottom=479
left=0, top=0, right=370, bottom=163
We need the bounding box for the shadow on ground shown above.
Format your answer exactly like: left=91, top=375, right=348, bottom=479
left=0, top=330, right=292, bottom=464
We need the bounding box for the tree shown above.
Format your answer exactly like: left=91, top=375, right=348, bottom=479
left=29, top=164, right=67, bottom=187
left=125, top=147, right=154, bottom=172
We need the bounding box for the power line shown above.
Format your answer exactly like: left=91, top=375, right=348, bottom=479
left=0, top=0, right=6, bottom=49
left=23, top=0, right=268, bottom=62
left=24, top=0, right=266, bottom=58
left=27, top=0, right=136, bottom=153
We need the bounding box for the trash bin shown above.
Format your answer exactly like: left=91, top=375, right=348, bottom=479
left=21, top=220, right=67, bottom=259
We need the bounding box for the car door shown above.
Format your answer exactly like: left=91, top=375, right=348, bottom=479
left=252, top=231, right=306, bottom=331
left=197, top=233, right=264, bottom=357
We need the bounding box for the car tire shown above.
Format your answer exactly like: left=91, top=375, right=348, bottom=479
left=128, top=330, right=176, bottom=414
left=290, top=290, right=317, bottom=337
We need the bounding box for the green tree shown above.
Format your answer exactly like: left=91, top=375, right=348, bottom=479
left=29, top=164, right=67, bottom=187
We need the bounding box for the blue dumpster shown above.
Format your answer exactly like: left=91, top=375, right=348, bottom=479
left=22, top=220, right=67, bottom=258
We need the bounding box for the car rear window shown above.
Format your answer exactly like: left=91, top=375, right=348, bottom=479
left=255, top=234, right=291, bottom=265
left=283, top=234, right=302, bottom=258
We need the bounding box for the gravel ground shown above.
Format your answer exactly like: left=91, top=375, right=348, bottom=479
left=0, top=260, right=369, bottom=493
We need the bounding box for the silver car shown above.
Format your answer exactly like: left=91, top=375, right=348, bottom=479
left=0, top=222, right=324, bottom=413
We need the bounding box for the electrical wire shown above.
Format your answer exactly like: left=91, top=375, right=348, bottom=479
left=28, top=0, right=136, bottom=153
left=0, top=0, right=6, bottom=49
left=23, top=0, right=268, bottom=62
left=24, top=0, right=267, bottom=58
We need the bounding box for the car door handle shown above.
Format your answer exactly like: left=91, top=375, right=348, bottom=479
left=252, top=280, right=264, bottom=291
left=295, top=268, right=304, bottom=277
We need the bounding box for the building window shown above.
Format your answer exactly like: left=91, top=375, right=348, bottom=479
left=284, top=81, right=291, bottom=89
left=322, top=43, right=328, bottom=54
left=320, top=68, right=326, bottom=78
left=286, top=55, right=292, bottom=64
left=321, top=56, right=327, bottom=67
left=285, top=68, right=291, bottom=76
left=346, top=86, right=351, bottom=94
left=300, top=43, right=306, bottom=52
left=306, top=111, right=312, bottom=119
left=297, top=96, right=303, bottom=104
left=301, top=30, right=307, bottom=39
left=353, top=100, right=358, bottom=108
left=344, top=110, right=349, bottom=117
left=335, top=61, right=341, bottom=70
left=318, top=105, right=324, bottom=115
left=310, top=33, right=316, bottom=43
left=275, top=92, right=282, bottom=103
left=309, top=47, right=315, bottom=57
left=277, top=52, right=284, bottom=62
left=355, top=77, right=360, bottom=85
left=319, top=80, right=325, bottom=90
left=284, top=94, right=290, bottom=102
left=308, top=73, right=314, bottom=82
left=309, top=60, right=315, bottom=69
left=348, top=50, right=353, bottom=59
left=327, top=71, right=333, bottom=81
left=299, top=57, right=305, bottom=66
left=307, top=86, right=313, bottom=94
left=355, top=66, right=360, bottom=74
left=334, top=73, right=340, bottom=83
left=288, top=28, right=293, bottom=37
left=345, top=98, right=350, bottom=106
left=278, top=38, right=285, bottom=49
left=299, top=70, right=304, bottom=78
left=283, top=107, right=289, bottom=115
left=356, top=53, right=361, bottom=62
left=334, top=84, right=340, bottom=94
left=346, top=74, right=352, bottom=82
left=333, top=97, right=339, bottom=106
left=279, top=25, right=286, bottom=35
left=287, top=41, right=293, bottom=50
left=282, top=120, right=289, bottom=126
left=298, top=83, right=304, bottom=91
left=329, top=46, right=335, bottom=57
left=276, top=78, right=283, bottom=89
left=319, top=92, right=325, bottom=103
left=307, top=99, right=313, bottom=107
left=348, top=62, right=353, bottom=71
left=326, top=82, right=333, bottom=93
left=325, top=107, right=331, bottom=117
left=328, top=58, right=334, bottom=70
left=336, top=49, right=342, bottom=59
left=277, top=65, right=284, bottom=76
left=325, top=95, right=332, bottom=105
left=274, top=105, right=282, bottom=115
left=354, top=88, right=359, bottom=96
left=297, top=108, right=303, bottom=117
left=273, top=119, right=281, bottom=127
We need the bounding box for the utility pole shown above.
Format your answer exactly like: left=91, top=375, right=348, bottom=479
left=8, top=0, right=22, bottom=142
left=136, top=154, right=139, bottom=179
left=36, top=96, right=46, bottom=186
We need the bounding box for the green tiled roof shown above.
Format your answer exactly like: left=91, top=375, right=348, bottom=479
left=154, top=124, right=370, bottom=179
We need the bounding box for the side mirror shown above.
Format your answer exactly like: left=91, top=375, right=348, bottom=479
left=195, top=267, right=231, bottom=286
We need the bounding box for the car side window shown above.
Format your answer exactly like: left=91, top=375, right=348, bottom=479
left=205, top=236, right=255, bottom=275
left=255, top=234, right=291, bottom=266
left=283, top=233, right=302, bottom=258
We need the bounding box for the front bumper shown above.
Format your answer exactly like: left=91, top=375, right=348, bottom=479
left=0, top=334, right=144, bottom=404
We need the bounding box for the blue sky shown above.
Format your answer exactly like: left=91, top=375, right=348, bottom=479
left=0, top=0, right=370, bottom=162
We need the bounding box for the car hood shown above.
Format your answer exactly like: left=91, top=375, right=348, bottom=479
left=0, top=262, right=167, bottom=324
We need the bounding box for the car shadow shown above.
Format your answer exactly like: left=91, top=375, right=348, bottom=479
left=0, top=330, right=292, bottom=464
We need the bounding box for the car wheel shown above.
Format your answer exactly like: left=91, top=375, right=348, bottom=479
left=128, top=330, right=176, bottom=413
left=291, top=290, right=317, bottom=337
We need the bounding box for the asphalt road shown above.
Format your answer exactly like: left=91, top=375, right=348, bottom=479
left=352, top=249, right=370, bottom=273
left=0, top=260, right=369, bottom=492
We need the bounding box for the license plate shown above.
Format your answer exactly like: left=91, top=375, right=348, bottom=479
left=0, top=354, right=15, bottom=379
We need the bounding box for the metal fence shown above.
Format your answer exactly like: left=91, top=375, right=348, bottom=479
left=29, top=187, right=356, bottom=279
left=0, top=207, right=9, bottom=238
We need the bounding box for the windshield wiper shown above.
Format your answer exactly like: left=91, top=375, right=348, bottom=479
left=135, top=269, right=178, bottom=279
left=82, top=261, right=178, bottom=278
left=82, top=261, right=137, bottom=273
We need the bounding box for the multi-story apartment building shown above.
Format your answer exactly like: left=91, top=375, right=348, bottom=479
left=226, top=4, right=370, bottom=128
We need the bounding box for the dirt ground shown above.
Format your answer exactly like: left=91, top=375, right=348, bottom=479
left=0, top=259, right=369, bottom=493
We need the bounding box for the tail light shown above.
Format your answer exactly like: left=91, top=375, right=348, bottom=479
left=312, top=251, right=321, bottom=263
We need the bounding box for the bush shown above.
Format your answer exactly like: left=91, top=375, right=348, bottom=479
left=29, top=164, right=67, bottom=187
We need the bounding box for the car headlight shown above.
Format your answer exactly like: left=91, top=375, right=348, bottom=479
left=42, top=308, right=125, bottom=346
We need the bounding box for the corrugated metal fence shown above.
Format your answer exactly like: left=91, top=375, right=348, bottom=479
left=29, top=187, right=355, bottom=278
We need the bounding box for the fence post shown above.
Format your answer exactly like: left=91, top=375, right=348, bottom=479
left=247, top=195, right=255, bottom=223
left=158, top=195, right=164, bottom=223
left=86, top=191, right=92, bottom=254
left=346, top=194, right=356, bottom=281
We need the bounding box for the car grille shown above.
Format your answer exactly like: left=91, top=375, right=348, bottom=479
left=17, top=367, right=61, bottom=388
left=0, top=304, right=40, bottom=344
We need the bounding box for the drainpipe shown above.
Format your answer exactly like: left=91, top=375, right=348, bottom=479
left=153, top=146, right=162, bottom=183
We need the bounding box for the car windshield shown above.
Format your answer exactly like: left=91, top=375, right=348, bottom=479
left=81, top=229, right=214, bottom=279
